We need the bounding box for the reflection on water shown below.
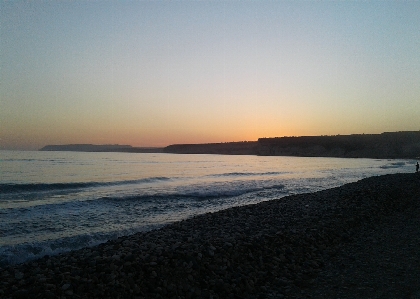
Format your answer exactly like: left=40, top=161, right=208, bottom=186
left=0, top=150, right=414, bottom=265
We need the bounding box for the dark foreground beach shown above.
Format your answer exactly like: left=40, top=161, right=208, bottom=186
left=1, top=173, right=419, bottom=299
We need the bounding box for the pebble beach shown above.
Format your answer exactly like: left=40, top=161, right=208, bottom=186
left=1, top=173, right=419, bottom=299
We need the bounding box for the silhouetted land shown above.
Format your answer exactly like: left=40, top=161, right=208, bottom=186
left=40, top=131, right=420, bottom=158
left=164, top=131, right=420, bottom=159
left=163, top=141, right=258, bottom=155
left=257, top=131, right=420, bottom=158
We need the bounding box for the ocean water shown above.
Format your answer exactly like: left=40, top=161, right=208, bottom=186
left=0, top=150, right=415, bottom=266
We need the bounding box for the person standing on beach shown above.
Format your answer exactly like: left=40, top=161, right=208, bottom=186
left=416, top=162, right=419, bottom=173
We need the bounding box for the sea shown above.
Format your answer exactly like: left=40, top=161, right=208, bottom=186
left=0, top=150, right=415, bottom=266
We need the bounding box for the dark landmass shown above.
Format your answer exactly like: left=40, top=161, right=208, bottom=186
left=258, top=131, right=420, bottom=158
left=40, top=144, right=163, bottom=153
left=39, top=131, right=420, bottom=158
left=1, top=173, right=420, bottom=298
left=163, top=131, right=420, bottom=158
left=163, top=141, right=258, bottom=155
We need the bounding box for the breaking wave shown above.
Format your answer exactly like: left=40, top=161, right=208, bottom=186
left=0, top=177, right=171, bottom=193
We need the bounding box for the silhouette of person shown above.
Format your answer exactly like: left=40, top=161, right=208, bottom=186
left=416, top=162, right=419, bottom=173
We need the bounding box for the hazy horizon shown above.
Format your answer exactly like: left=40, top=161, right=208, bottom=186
left=2, top=2, right=420, bottom=151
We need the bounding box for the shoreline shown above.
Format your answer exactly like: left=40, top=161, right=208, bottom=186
left=1, top=173, right=419, bottom=298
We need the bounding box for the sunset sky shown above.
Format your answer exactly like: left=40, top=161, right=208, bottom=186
left=1, top=1, right=419, bottom=150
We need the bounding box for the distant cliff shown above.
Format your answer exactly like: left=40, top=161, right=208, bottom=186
left=258, top=131, right=420, bottom=158
left=163, top=131, right=420, bottom=158
left=39, top=144, right=163, bottom=153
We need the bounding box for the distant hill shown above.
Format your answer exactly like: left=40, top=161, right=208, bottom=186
left=163, top=131, right=420, bottom=159
left=39, top=144, right=163, bottom=153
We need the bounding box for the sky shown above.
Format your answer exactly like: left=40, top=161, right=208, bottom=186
left=1, top=1, right=420, bottom=150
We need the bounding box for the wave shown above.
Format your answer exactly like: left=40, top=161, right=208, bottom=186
left=1, top=158, right=39, bottom=162
left=0, top=177, right=171, bottom=193
left=101, top=183, right=285, bottom=202
left=379, top=162, right=407, bottom=169
left=0, top=226, right=161, bottom=266
left=208, top=171, right=286, bottom=178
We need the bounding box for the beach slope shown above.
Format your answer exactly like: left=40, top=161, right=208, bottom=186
left=1, top=173, right=419, bottom=298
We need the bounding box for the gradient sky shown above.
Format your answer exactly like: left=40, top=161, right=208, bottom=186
left=1, top=1, right=419, bottom=150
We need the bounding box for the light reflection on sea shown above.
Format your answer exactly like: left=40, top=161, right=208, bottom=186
left=0, top=150, right=415, bottom=265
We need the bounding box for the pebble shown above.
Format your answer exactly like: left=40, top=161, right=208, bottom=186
left=62, top=283, right=71, bottom=290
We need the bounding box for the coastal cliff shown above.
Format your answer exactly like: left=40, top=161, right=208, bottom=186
left=257, top=131, right=420, bottom=158
left=163, top=131, right=420, bottom=159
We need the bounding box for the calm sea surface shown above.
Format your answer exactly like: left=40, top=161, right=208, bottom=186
left=0, top=150, right=414, bottom=265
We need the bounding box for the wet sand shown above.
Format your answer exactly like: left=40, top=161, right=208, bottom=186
left=1, top=173, right=419, bottom=299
